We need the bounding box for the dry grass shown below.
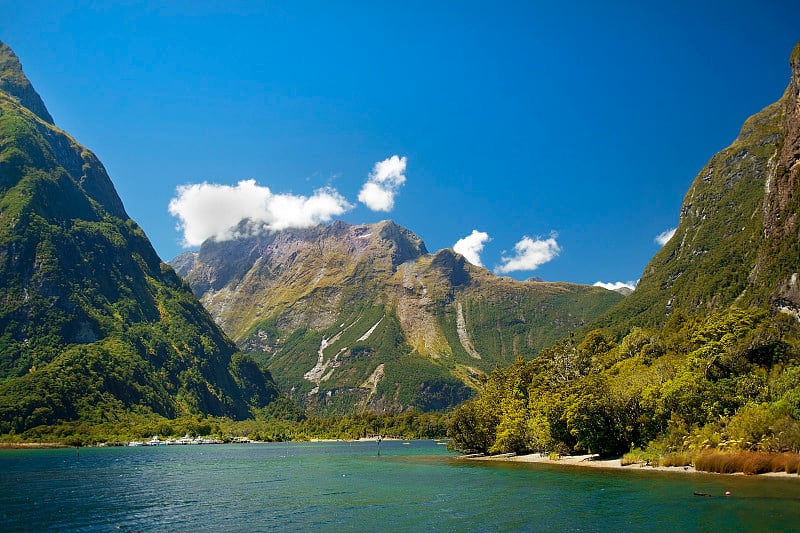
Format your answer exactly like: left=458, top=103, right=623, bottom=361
left=693, top=450, right=800, bottom=475
left=661, top=453, right=692, bottom=467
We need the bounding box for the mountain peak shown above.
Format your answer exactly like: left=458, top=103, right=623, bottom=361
left=0, top=41, right=54, bottom=124
left=1, top=42, right=280, bottom=432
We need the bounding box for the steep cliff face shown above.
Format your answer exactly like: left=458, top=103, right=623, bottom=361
left=173, top=221, right=623, bottom=414
left=594, top=40, right=800, bottom=332
left=0, top=41, right=278, bottom=433
left=759, top=41, right=800, bottom=318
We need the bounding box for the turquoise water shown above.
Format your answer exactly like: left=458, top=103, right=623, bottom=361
left=2, top=440, right=800, bottom=531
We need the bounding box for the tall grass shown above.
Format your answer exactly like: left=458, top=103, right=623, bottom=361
left=661, top=453, right=692, bottom=467
left=693, top=451, right=800, bottom=475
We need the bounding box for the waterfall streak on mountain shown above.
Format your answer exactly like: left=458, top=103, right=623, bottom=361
left=456, top=303, right=481, bottom=359
left=304, top=331, right=343, bottom=382
left=358, top=316, right=384, bottom=342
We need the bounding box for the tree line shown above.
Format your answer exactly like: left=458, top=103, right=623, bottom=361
left=447, top=307, right=800, bottom=459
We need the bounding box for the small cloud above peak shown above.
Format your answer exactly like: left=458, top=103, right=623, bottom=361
left=358, top=155, right=407, bottom=212
left=453, top=230, right=491, bottom=267
left=494, top=233, right=560, bottom=274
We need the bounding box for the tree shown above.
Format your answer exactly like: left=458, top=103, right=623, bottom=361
left=563, top=376, right=628, bottom=456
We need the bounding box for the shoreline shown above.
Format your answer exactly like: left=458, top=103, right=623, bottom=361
left=0, top=442, right=72, bottom=449
left=460, top=452, right=800, bottom=479
left=0, top=435, right=411, bottom=449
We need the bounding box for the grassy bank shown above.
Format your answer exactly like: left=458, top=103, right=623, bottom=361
left=624, top=449, right=800, bottom=475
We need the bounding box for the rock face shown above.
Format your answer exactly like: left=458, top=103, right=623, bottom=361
left=759, top=41, right=800, bottom=318
left=0, top=41, right=278, bottom=433
left=173, top=220, right=429, bottom=334
left=594, top=40, right=800, bottom=332
left=173, top=221, right=623, bottom=414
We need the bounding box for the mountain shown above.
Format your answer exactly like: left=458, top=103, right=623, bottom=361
left=0, top=41, right=278, bottom=435
left=448, top=42, right=800, bottom=459
left=172, top=220, right=623, bottom=414
left=592, top=40, right=800, bottom=334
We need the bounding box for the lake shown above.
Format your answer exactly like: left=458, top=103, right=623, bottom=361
left=2, top=440, right=799, bottom=531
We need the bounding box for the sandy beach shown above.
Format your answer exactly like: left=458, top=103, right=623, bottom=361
left=462, top=452, right=695, bottom=472
left=460, top=452, right=800, bottom=478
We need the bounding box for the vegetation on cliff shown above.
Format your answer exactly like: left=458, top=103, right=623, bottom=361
left=449, top=41, right=800, bottom=461
left=174, top=224, right=622, bottom=415
left=448, top=308, right=800, bottom=457
left=0, top=40, right=279, bottom=435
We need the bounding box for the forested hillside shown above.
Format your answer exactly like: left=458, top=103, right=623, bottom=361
left=448, top=41, right=800, bottom=461
left=0, top=41, right=279, bottom=437
left=449, top=309, right=799, bottom=457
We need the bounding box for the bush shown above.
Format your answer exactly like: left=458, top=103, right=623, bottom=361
left=622, top=447, right=660, bottom=466
left=661, top=453, right=692, bottom=467
left=741, top=453, right=773, bottom=475
left=692, top=450, right=800, bottom=474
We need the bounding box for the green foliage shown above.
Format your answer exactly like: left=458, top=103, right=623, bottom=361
left=562, top=375, right=630, bottom=456
left=586, top=89, right=792, bottom=338
left=0, top=54, right=281, bottom=435
left=448, top=308, right=800, bottom=459
left=447, top=357, right=533, bottom=454
left=0, top=409, right=449, bottom=446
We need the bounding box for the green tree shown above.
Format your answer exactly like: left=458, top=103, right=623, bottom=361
left=563, top=375, right=628, bottom=456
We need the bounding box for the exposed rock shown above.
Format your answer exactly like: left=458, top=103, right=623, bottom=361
left=173, top=220, right=623, bottom=414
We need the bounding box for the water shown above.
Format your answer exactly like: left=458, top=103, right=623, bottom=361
left=2, top=441, right=800, bottom=532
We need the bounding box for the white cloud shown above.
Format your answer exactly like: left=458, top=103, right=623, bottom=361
left=453, top=230, right=491, bottom=267
left=593, top=280, right=637, bottom=291
left=168, top=179, right=352, bottom=247
left=358, top=155, right=407, bottom=211
left=655, top=227, right=676, bottom=246
left=494, top=233, right=560, bottom=274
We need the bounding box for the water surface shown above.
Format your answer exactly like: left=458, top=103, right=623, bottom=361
left=2, top=441, right=799, bottom=531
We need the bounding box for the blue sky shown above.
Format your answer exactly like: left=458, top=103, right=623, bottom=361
left=2, top=1, right=798, bottom=287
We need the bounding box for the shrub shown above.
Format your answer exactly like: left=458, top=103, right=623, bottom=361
left=781, top=453, right=800, bottom=474
left=692, top=450, right=800, bottom=474
left=694, top=451, right=742, bottom=473
left=741, top=453, right=773, bottom=475
left=661, top=453, right=692, bottom=467
left=622, top=447, right=660, bottom=466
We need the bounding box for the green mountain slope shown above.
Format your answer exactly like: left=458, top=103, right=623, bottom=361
left=592, top=41, right=800, bottom=335
left=0, top=41, right=278, bottom=434
left=172, top=221, right=623, bottom=414
left=447, top=41, right=800, bottom=460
